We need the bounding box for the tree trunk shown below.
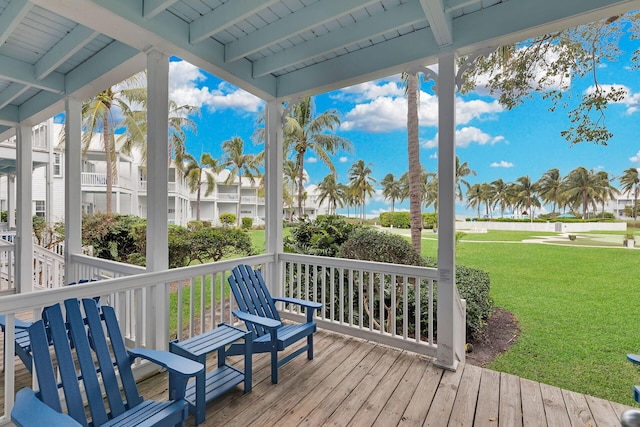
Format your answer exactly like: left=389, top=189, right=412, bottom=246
left=297, top=149, right=305, bottom=218
left=237, top=172, right=243, bottom=226
left=407, top=74, right=422, bottom=253
left=103, top=112, right=113, bottom=214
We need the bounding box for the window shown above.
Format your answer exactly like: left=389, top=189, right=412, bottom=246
left=53, top=153, right=62, bottom=177
left=35, top=200, right=45, bottom=218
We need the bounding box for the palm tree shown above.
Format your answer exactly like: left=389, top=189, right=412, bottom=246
left=490, top=178, right=511, bottom=217
left=536, top=168, right=563, bottom=216
left=480, top=182, right=494, bottom=217
left=455, top=156, right=476, bottom=201
left=283, top=160, right=298, bottom=220
left=283, top=97, right=353, bottom=217
left=562, top=167, right=600, bottom=219
left=620, top=167, right=640, bottom=219
left=118, top=84, right=198, bottom=168
left=317, top=173, right=345, bottom=215
left=420, top=168, right=436, bottom=212
left=348, top=160, right=376, bottom=223
left=221, top=137, right=260, bottom=226
left=381, top=173, right=404, bottom=212
left=184, top=153, right=220, bottom=221
left=404, top=72, right=422, bottom=253
left=514, top=175, right=540, bottom=221
left=81, top=74, right=145, bottom=213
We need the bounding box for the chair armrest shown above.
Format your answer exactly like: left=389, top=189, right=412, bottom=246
left=12, top=388, right=82, bottom=427
left=128, top=348, right=203, bottom=377
left=272, top=297, right=322, bottom=311
left=232, top=310, right=281, bottom=329
left=0, top=314, right=32, bottom=330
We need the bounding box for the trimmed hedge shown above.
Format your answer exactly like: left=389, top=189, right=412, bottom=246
left=241, top=217, right=253, bottom=229
left=379, top=211, right=410, bottom=228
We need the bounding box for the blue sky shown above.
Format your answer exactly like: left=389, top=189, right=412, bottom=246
left=166, top=32, right=640, bottom=217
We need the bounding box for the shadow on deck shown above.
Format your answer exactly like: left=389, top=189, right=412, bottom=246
left=134, top=329, right=634, bottom=426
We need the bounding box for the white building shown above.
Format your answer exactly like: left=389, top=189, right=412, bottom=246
left=0, top=120, right=329, bottom=227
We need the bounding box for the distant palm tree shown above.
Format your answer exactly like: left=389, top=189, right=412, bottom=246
left=284, top=97, right=353, bottom=217
left=620, top=167, right=640, bottom=219
left=466, top=183, right=484, bottom=218
left=480, top=182, right=494, bottom=217
left=381, top=173, right=404, bottom=212
left=562, top=166, right=600, bottom=219
left=490, top=178, right=511, bottom=217
left=348, top=160, right=376, bottom=223
left=594, top=171, right=619, bottom=218
left=514, top=175, right=540, bottom=221
left=420, top=168, right=436, bottom=212
left=536, top=168, right=563, bottom=216
left=221, top=137, right=260, bottom=226
left=455, top=157, right=476, bottom=201
left=184, top=153, right=220, bottom=221
left=317, top=173, right=345, bottom=215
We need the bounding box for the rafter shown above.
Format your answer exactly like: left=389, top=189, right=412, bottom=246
left=252, top=1, right=425, bottom=78
left=0, top=0, right=32, bottom=46
left=0, top=105, right=19, bottom=126
left=0, top=83, right=29, bottom=110
left=190, top=0, right=280, bottom=45
left=225, top=0, right=380, bottom=63
left=143, top=0, right=179, bottom=19
left=0, top=54, right=64, bottom=94
left=420, top=0, right=453, bottom=46
left=35, top=24, right=99, bottom=80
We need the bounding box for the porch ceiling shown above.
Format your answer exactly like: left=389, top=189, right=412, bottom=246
left=0, top=0, right=639, bottom=140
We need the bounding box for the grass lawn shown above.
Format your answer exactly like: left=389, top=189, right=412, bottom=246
left=418, top=231, right=640, bottom=405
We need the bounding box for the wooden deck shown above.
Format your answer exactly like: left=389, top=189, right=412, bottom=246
left=136, top=329, right=635, bottom=427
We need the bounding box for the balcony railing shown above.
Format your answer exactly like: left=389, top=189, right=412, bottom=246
left=81, top=172, right=132, bottom=189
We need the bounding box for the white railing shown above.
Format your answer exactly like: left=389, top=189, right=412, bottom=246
left=0, top=251, right=465, bottom=422
left=278, top=253, right=440, bottom=358
left=33, top=245, right=64, bottom=290
left=81, top=172, right=115, bottom=187
left=0, top=240, right=14, bottom=295
left=218, top=193, right=239, bottom=201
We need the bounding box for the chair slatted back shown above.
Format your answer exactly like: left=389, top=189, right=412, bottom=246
left=229, top=265, right=280, bottom=337
left=30, top=299, right=143, bottom=426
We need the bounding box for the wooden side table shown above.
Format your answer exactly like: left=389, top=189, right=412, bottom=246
left=169, top=323, right=252, bottom=425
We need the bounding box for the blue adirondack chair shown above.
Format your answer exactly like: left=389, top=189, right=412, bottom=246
left=227, top=264, right=322, bottom=384
left=627, top=353, right=640, bottom=402
left=0, top=279, right=99, bottom=373
left=11, top=298, right=203, bottom=427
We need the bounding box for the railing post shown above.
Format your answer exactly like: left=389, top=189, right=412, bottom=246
left=264, top=99, right=284, bottom=295
left=65, top=97, right=83, bottom=285
left=436, top=51, right=459, bottom=370
left=16, top=124, right=33, bottom=294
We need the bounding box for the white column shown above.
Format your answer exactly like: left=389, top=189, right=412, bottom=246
left=264, top=99, right=284, bottom=295
left=436, top=51, right=458, bottom=369
left=146, top=50, right=169, bottom=349
left=65, top=98, right=83, bottom=284
left=16, top=125, right=33, bottom=293
left=7, top=175, right=15, bottom=229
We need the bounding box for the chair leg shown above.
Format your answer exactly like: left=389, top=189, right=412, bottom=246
left=307, top=334, right=314, bottom=360
left=270, top=330, right=278, bottom=384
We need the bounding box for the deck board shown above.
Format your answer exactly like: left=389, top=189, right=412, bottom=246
left=2, top=328, right=636, bottom=426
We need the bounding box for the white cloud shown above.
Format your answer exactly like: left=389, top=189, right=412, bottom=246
left=307, top=157, right=318, bottom=163
left=339, top=156, right=348, bottom=163
left=338, top=78, right=502, bottom=133
left=169, top=60, right=263, bottom=113
left=490, top=160, right=514, bottom=168
left=585, top=84, right=640, bottom=115
left=372, top=189, right=386, bottom=203
left=423, top=127, right=506, bottom=148
left=630, top=151, right=640, bottom=163
left=429, top=153, right=438, bottom=159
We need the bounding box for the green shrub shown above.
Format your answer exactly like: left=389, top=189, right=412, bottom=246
left=284, top=215, right=361, bottom=257
left=338, top=229, right=493, bottom=341
left=187, top=220, right=205, bottom=231
left=379, top=212, right=411, bottom=228
left=241, top=217, right=253, bottom=229
left=422, top=212, right=437, bottom=229
left=219, top=213, right=236, bottom=226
